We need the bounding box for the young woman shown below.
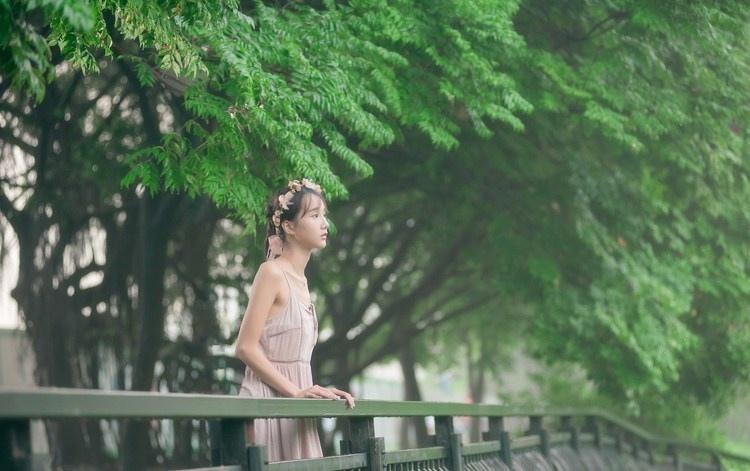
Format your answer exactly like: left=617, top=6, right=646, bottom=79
left=234, top=178, right=356, bottom=462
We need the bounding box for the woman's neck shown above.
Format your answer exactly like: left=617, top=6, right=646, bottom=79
left=275, top=250, right=310, bottom=279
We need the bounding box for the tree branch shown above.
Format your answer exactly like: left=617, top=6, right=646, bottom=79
left=565, top=11, right=631, bottom=43
left=0, top=80, right=10, bottom=100
left=319, top=224, right=479, bottom=358
left=413, top=275, right=477, bottom=319
left=0, top=187, right=19, bottom=223
left=60, top=72, right=83, bottom=112
left=0, top=128, right=37, bottom=155
left=361, top=224, right=480, bottom=335
left=68, top=72, right=123, bottom=123
left=351, top=225, right=420, bottom=316
left=334, top=203, right=433, bottom=309
left=345, top=290, right=500, bottom=379
left=318, top=227, right=420, bottom=353
left=62, top=262, right=106, bottom=290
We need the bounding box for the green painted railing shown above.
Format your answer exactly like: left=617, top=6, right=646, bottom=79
left=1, top=387, right=749, bottom=471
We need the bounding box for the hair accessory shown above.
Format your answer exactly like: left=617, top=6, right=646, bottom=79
left=266, top=178, right=323, bottom=260
left=266, top=234, right=283, bottom=260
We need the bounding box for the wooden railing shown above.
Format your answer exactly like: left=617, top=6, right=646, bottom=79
left=1, top=387, right=749, bottom=470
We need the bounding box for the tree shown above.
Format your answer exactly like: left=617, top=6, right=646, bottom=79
left=510, top=0, right=750, bottom=429
left=0, top=47, right=228, bottom=468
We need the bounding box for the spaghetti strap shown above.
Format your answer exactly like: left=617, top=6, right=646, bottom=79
left=279, top=268, right=294, bottom=300
left=278, top=265, right=312, bottom=310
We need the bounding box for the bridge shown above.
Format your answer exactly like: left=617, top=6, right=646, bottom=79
left=1, top=387, right=749, bottom=470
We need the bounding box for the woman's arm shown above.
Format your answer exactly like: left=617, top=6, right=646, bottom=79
left=234, top=261, right=301, bottom=398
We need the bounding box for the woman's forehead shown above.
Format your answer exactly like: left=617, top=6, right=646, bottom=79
left=306, top=195, right=327, bottom=211
left=295, top=194, right=326, bottom=219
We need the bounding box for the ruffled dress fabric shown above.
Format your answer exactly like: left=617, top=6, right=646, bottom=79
left=238, top=268, right=323, bottom=462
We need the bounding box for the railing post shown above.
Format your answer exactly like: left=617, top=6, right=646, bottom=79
left=348, top=416, right=375, bottom=452
left=540, top=429, right=550, bottom=458
left=643, top=439, right=654, bottom=465
left=527, top=415, right=542, bottom=435
left=667, top=444, right=682, bottom=471
left=348, top=417, right=385, bottom=471
left=614, top=429, right=624, bottom=454
left=711, top=451, right=723, bottom=471
left=435, top=416, right=463, bottom=471
left=368, top=437, right=385, bottom=471
left=339, top=437, right=351, bottom=454
left=583, top=416, right=601, bottom=449
left=481, top=416, right=504, bottom=441
left=247, top=444, right=268, bottom=471
left=526, top=415, right=549, bottom=458
left=209, top=419, right=221, bottom=466
left=561, top=416, right=579, bottom=451
left=500, top=431, right=513, bottom=468
left=211, top=418, right=248, bottom=470
left=482, top=417, right=512, bottom=467
left=628, top=433, right=639, bottom=460
left=0, top=419, right=31, bottom=471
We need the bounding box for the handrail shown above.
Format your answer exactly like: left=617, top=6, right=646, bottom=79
left=1, top=386, right=748, bottom=467
left=593, top=409, right=750, bottom=464
left=0, top=386, right=587, bottom=418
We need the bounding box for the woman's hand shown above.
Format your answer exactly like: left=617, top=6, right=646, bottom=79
left=294, top=385, right=356, bottom=409
left=329, top=386, right=356, bottom=409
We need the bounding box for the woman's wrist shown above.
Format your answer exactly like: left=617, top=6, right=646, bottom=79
left=286, top=387, right=301, bottom=398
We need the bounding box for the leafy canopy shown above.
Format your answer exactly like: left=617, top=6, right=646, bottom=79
left=2, top=0, right=531, bottom=229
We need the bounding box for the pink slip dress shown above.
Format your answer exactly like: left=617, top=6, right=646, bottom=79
left=238, top=266, right=324, bottom=462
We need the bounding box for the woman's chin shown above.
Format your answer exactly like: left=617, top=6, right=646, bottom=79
left=310, top=239, right=327, bottom=251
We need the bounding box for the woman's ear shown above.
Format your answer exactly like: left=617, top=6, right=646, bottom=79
left=282, top=219, right=296, bottom=237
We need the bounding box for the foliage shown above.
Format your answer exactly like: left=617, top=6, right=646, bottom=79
left=511, top=0, right=750, bottom=422
left=2, top=0, right=531, bottom=230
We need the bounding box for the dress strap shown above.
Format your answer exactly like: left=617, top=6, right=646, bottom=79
left=279, top=268, right=294, bottom=301
left=276, top=263, right=312, bottom=309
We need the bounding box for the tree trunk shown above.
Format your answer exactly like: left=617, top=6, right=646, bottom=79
left=10, top=202, right=104, bottom=467
left=122, top=192, right=181, bottom=470
left=399, top=343, right=429, bottom=448
left=171, top=198, right=223, bottom=465
left=467, top=340, right=486, bottom=443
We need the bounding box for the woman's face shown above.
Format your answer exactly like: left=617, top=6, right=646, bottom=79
left=288, top=194, right=329, bottom=250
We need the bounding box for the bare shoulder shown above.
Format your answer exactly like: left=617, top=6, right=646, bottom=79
left=254, top=260, right=285, bottom=286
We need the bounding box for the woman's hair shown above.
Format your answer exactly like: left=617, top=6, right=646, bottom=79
left=264, top=182, right=327, bottom=256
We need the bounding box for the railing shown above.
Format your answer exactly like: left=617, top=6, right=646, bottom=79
left=1, top=387, right=749, bottom=471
